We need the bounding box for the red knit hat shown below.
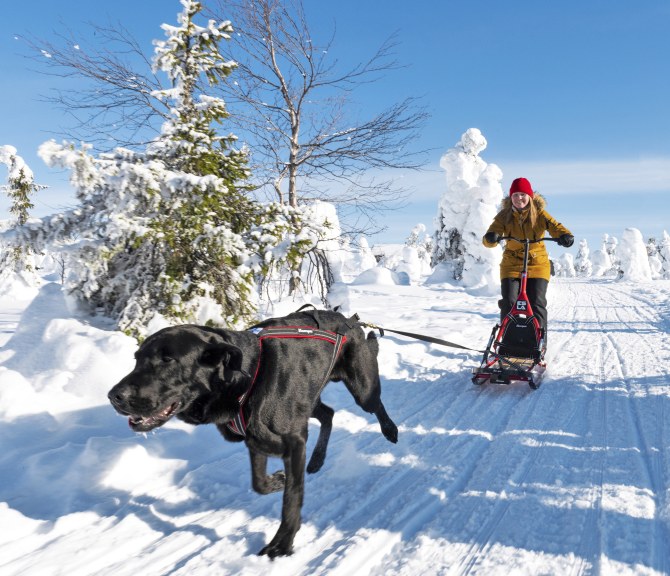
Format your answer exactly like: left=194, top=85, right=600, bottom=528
left=509, top=177, right=534, bottom=198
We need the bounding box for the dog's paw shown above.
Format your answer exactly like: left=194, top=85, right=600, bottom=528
left=265, top=470, right=286, bottom=492
left=255, top=470, right=285, bottom=494
left=381, top=420, right=399, bottom=444
left=258, top=538, right=294, bottom=558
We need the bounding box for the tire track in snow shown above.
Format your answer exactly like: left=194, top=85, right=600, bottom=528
left=452, top=280, right=650, bottom=574
left=599, top=302, right=670, bottom=574
left=304, top=375, right=548, bottom=573
left=551, top=279, right=669, bottom=573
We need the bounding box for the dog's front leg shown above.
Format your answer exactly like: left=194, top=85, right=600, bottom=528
left=259, top=433, right=306, bottom=558
left=249, top=450, right=285, bottom=495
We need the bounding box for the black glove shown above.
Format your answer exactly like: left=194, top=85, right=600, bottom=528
left=558, top=234, right=574, bottom=248
left=484, top=231, right=500, bottom=244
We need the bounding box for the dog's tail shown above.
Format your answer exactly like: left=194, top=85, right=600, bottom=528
left=366, top=331, right=379, bottom=356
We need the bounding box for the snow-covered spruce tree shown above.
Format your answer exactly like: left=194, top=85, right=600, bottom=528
left=557, top=252, right=576, bottom=277
left=574, top=238, right=593, bottom=277
left=406, top=223, right=431, bottom=261
left=432, top=128, right=502, bottom=292
left=659, top=230, right=670, bottom=279
left=591, top=236, right=613, bottom=277
left=0, top=146, right=45, bottom=275
left=25, top=1, right=317, bottom=337
left=646, top=237, right=663, bottom=279
left=604, top=234, right=621, bottom=276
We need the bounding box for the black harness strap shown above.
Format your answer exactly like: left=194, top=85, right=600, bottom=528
left=225, top=325, right=348, bottom=437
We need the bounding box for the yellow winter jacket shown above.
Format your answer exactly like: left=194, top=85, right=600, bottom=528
left=483, top=193, right=572, bottom=281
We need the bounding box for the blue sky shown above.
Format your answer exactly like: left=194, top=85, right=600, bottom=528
left=1, top=0, right=669, bottom=253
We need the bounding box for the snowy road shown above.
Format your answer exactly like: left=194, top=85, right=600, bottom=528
left=2, top=277, right=670, bottom=575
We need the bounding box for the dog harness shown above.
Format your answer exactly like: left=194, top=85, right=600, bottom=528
left=225, top=326, right=348, bottom=437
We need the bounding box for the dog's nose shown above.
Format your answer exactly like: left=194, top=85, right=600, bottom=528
left=108, top=383, right=132, bottom=406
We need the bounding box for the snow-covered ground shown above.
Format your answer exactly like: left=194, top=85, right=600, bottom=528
left=2, top=273, right=670, bottom=575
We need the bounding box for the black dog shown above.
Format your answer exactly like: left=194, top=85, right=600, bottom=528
left=108, top=309, right=398, bottom=557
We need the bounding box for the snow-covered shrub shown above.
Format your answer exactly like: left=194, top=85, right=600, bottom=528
left=603, top=234, right=621, bottom=277
left=646, top=237, right=663, bottom=279
left=618, top=228, right=652, bottom=281
left=591, top=240, right=613, bottom=277
left=249, top=201, right=331, bottom=303
left=557, top=253, right=576, bottom=277
left=658, top=230, right=670, bottom=279
left=574, top=239, right=593, bottom=277
left=394, top=245, right=423, bottom=283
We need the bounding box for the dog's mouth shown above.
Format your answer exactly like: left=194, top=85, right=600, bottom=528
left=128, top=401, right=181, bottom=432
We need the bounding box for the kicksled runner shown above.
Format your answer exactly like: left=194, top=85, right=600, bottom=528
left=471, top=236, right=560, bottom=390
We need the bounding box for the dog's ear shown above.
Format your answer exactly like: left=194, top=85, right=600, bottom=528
left=201, top=343, right=244, bottom=372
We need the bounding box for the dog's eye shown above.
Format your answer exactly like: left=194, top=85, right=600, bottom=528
left=162, top=356, right=175, bottom=363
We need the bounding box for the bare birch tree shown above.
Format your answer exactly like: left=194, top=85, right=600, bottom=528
left=209, top=0, right=429, bottom=225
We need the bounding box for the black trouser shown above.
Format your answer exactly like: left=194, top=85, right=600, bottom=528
left=499, top=278, right=549, bottom=332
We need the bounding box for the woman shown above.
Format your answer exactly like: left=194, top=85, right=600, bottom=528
left=483, top=177, right=573, bottom=335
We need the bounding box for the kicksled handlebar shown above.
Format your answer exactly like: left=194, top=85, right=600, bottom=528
left=498, top=236, right=560, bottom=244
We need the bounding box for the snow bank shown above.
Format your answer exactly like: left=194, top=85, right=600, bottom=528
left=0, top=282, right=136, bottom=420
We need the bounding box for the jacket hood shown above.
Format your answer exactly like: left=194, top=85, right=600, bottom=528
left=501, top=192, right=546, bottom=212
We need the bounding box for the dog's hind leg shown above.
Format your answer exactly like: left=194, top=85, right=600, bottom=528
left=343, top=377, right=398, bottom=444
left=341, top=332, right=399, bottom=444
left=373, top=401, right=398, bottom=444
left=249, top=450, right=285, bottom=494
left=306, top=400, right=334, bottom=474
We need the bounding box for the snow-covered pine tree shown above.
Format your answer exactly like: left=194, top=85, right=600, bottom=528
left=591, top=236, right=613, bottom=277
left=557, top=253, right=576, bottom=277
left=18, top=0, right=320, bottom=337
left=574, top=239, right=593, bottom=277
left=604, top=234, right=621, bottom=277
left=646, top=237, right=663, bottom=279
left=431, top=128, right=502, bottom=291
left=0, top=146, right=45, bottom=274
left=659, top=231, right=670, bottom=279
left=405, top=223, right=430, bottom=261
left=138, top=0, right=258, bottom=330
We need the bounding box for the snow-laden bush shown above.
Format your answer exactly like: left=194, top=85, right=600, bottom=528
left=557, top=253, right=576, bottom=277
left=590, top=236, right=613, bottom=277
left=618, top=228, right=652, bottom=281
left=659, top=231, right=670, bottom=279
left=646, top=238, right=663, bottom=279
left=604, top=234, right=621, bottom=276
left=574, top=239, right=593, bottom=277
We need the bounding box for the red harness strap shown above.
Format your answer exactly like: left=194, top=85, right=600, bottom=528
left=225, top=326, right=348, bottom=437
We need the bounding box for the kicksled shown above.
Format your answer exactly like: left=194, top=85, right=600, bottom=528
left=470, top=236, right=560, bottom=390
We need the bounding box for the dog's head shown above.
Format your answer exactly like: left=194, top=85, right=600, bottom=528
left=108, top=325, right=248, bottom=432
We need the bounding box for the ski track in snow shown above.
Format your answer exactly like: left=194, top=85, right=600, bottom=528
left=2, top=278, right=670, bottom=575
